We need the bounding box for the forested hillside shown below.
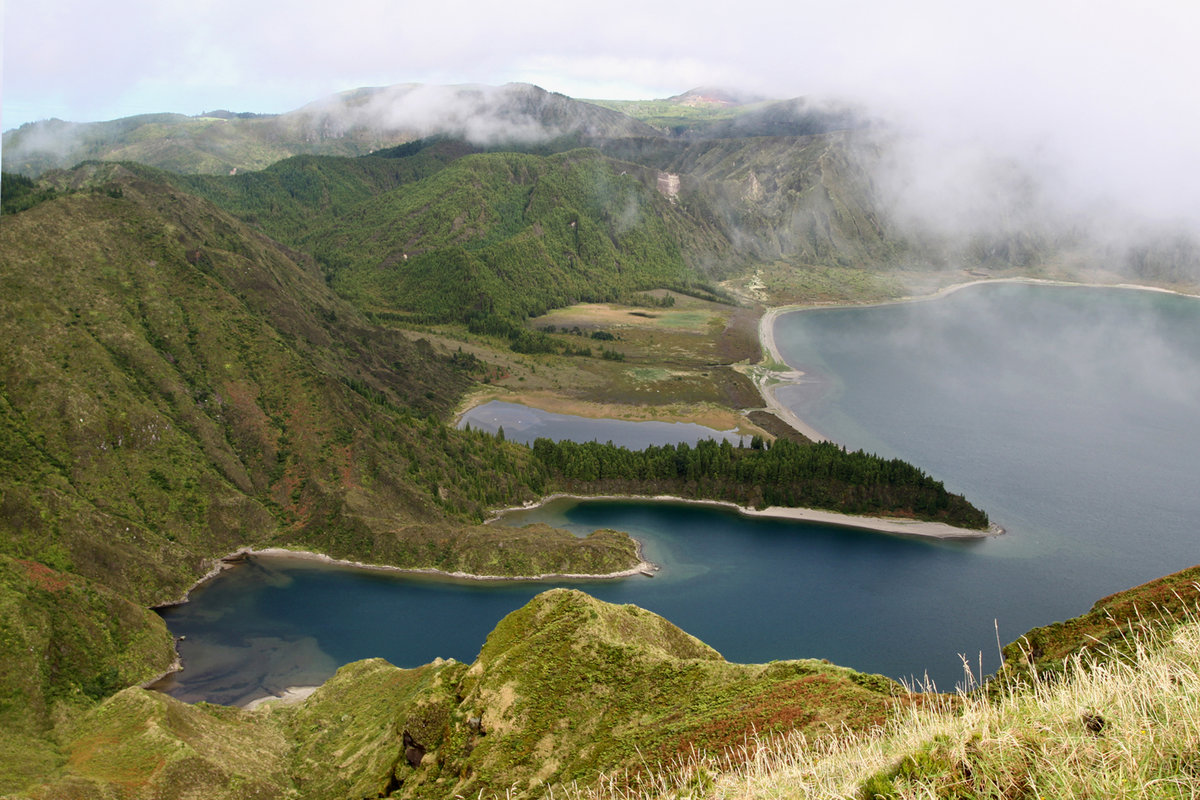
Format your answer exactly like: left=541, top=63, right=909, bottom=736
left=299, top=148, right=730, bottom=320
left=0, top=167, right=643, bottom=608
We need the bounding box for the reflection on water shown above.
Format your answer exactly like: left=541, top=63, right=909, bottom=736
left=458, top=400, right=745, bottom=447
left=154, top=634, right=337, bottom=707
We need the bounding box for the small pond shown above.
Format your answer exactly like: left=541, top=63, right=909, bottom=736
left=457, top=400, right=746, bottom=447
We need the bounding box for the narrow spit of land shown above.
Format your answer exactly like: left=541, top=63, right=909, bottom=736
left=448, top=285, right=1012, bottom=548
left=493, top=494, right=1002, bottom=539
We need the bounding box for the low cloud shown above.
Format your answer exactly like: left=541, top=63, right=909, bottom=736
left=288, top=83, right=626, bottom=146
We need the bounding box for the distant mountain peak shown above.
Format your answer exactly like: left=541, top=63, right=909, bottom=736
left=667, top=87, right=770, bottom=107
left=285, top=81, right=659, bottom=145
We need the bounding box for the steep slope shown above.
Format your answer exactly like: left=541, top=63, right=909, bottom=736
left=0, top=555, right=176, bottom=795
left=2, top=83, right=657, bottom=177
left=15, top=590, right=905, bottom=799
left=443, top=589, right=900, bottom=794
left=658, top=132, right=903, bottom=269
left=297, top=148, right=732, bottom=319
left=0, top=166, right=639, bottom=608
left=993, top=564, right=1200, bottom=685
left=172, top=138, right=480, bottom=243
left=18, top=687, right=293, bottom=800
left=682, top=566, right=1200, bottom=800
left=62, top=143, right=735, bottom=322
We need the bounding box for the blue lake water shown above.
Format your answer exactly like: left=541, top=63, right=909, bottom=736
left=158, top=282, right=1200, bottom=704
left=457, top=400, right=745, bottom=447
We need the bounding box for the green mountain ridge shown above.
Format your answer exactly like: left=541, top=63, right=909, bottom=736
left=9, top=587, right=905, bottom=799
left=2, top=83, right=658, bottom=178
left=4, top=81, right=1200, bottom=799
left=298, top=148, right=730, bottom=320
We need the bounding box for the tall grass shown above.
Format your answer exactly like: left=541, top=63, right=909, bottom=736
left=558, top=602, right=1200, bottom=800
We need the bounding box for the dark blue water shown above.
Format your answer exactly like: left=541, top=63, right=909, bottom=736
left=458, top=400, right=745, bottom=447
left=159, top=283, right=1200, bottom=704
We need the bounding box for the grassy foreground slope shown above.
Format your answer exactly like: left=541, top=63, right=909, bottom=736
left=0, top=554, right=176, bottom=794
left=15, top=572, right=1200, bottom=800
left=572, top=567, right=1200, bottom=800
left=15, top=590, right=905, bottom=799
left=994, top=564, right=1200, bottom=685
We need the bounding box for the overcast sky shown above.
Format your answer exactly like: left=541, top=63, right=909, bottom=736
left=4, top=0, right=1200, bottom=224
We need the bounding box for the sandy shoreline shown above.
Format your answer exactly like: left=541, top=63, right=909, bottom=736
left=244, top=685, right=320, bottom=711
left=493, top=492, right=999, bottom=539
left=163, top=542, right=660, bottom=594
left=245, top=545, right=659, bottom=580
left=754, top=308, right=831, bottom=442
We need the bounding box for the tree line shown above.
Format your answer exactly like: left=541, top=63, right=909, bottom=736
left=527, top=436, right=989, bottom=529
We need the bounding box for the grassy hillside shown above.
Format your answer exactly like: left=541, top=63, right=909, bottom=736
left=298, top=148, right=730, bottom=320
left=0, top=554, right=176, bottom=794
left=64, top=144, right=734, bottom=323
left=0, top=168, right=651, bottom=793
left=992, top=564, right=1200, bottom=686
left=15, top=573, right=1200, bottom=799
left=13, top=590, right=906, bottom=799
left=596, top=567, right=1200, bottom=800
left=172, top=139, right=481, bottom=243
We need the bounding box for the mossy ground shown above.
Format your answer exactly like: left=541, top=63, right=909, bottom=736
left=25, top=689, right=293, bottom=800
left=561, top=566, right=1200, bottom=800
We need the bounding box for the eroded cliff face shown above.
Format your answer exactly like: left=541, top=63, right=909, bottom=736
left=656, top=170, right=681, bottom=202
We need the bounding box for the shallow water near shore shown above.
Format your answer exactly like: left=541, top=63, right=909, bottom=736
left=158, top=282, right=1200, bottom=703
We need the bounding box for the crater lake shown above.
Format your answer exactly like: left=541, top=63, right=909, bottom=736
left=158, top=282, right=1200, bottom=703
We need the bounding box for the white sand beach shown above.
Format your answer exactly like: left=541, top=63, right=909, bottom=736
left=493, top=493, right=1000, bottom=539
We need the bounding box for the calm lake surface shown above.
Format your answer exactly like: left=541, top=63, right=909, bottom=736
left=158, top=283, right=1200, bottom=704
left=457, top=400, right=745, bottom=447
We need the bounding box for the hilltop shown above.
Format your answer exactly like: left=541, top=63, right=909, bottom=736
left=2, top=83, right=657, bottom=177
left=4, top=588, right=909, bottom=798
